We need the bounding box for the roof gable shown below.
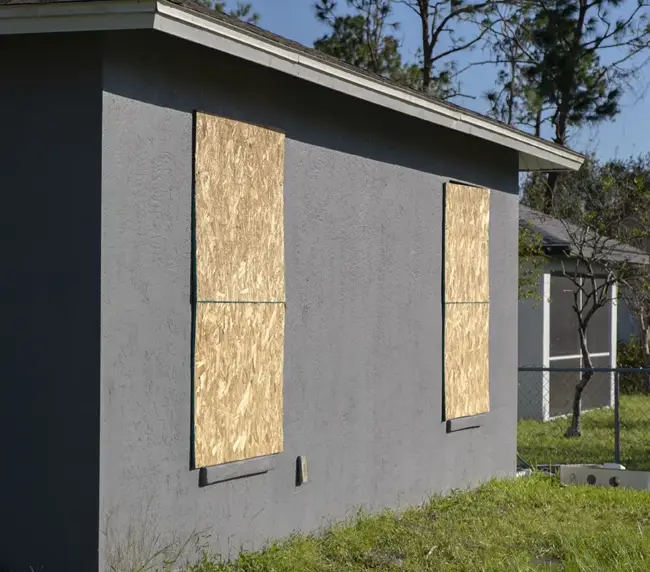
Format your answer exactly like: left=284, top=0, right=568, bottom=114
left=0, top=0, right=584, bottom=172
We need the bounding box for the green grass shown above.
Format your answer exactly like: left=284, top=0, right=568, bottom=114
left=518, top=394, right=650, bottom=470
left=185, top=474, right=650, bottom=572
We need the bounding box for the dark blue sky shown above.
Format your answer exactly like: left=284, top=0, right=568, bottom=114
left=244, top=0, right=650, bottom=161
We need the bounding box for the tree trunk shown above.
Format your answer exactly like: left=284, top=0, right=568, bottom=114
left=418, top=0, right=431, bottom=92
left=565, top=368, right=593, bottom=437
left=566, top=324, right=592, bottom=437
left=506, top=51, right=516, bottom=125
left=543, top=173, right=557, bottom=213
left=543, top=97, right=572, bottom=211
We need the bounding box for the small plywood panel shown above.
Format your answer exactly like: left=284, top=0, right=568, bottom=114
left=445, top=303, right=490, bottom=419
left=445, top=183, right=490, bottom=303
left=195, top=112, right=285, bottom=302
left=194, top=303, right=285, bottom=467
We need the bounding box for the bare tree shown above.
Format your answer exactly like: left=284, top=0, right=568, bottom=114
left=396, top=0, right=500, bottom=98
left=525, top=165, right=650, bottom=436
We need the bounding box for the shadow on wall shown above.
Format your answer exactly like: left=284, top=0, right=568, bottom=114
left=103, top=30, right=518, bottom=192
left=0, top=34, right=102, bottom=572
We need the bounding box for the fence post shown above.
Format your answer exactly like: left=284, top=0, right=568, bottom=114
left=614, top=371, right=621, bottom=465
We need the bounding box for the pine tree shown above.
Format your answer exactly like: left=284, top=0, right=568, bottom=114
left=488, top=0, right=650, bottom=208
left=197, top=0, right=260, bottom=24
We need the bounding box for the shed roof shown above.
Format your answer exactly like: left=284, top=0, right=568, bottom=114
left=0, top=0, right=584, bottom=172
left=519, top=205, right=650, bottom=264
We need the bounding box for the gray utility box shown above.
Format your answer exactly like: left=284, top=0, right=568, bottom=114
left=559, top=464, right=650, bottom=491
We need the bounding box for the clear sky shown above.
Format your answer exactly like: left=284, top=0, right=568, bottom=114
left=243, top=0, right=650, bottom=161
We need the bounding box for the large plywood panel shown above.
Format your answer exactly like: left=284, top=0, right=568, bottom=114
left=194, top=303, right=285, bottom=467
left=195, top=113, right=285, bottom=302
left=445, top=303, right=490, bottom=419
left=445, top=183, right=490, bottom=303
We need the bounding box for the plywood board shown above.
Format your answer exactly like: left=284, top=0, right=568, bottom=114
left=195, top=113, right=285, bottom=302
left=194, top=303, right=285, bottom=467
left=445, top=183, right=490, bottom=303
left=444, top=303, right=490, bottom=419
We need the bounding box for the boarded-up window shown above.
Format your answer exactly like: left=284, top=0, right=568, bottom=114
left=193, top=112, right=285, bottom=467
left=444, top=183, right=490, bottom=419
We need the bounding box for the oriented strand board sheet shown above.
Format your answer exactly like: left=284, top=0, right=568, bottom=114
left=195, top=113, right=285, bottom=302
left=194, top=303, right=285, bottom=467
left=445, top=183, right=490, bottom=303
left=445, top=303, right=490, bottom=419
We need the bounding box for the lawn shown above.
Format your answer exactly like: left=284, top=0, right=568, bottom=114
left=518, top=394, right=650, bottom=470
left=184, top=474, right=650, bottom=572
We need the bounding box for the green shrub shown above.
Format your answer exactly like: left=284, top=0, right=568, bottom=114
left=617, top=337, right=649, bottom=394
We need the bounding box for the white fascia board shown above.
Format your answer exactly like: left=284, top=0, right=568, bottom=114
left=0, top=0, right=156, bottom=33
left=153, top=2, right=583, bottom=172
left=0, top=0, right=584, bottom=172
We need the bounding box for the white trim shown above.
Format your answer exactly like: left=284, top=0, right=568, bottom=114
left=549, top=352, right=610, bottom=361
left=154, top=2, right=582, bottom=172
left=611, top=282, right=618, bottom=407
left=611, top=283, right=618, bottom=368
left=0, top=0, right=155, bottom=34
left=0, top=0, right=156, bottom=18
left=542, top=273, right=551, bottom=420
left=0, top=0, right=584, bottom=173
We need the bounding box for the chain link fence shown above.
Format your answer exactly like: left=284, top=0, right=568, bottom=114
left=518, top=367, right=650, bottom=470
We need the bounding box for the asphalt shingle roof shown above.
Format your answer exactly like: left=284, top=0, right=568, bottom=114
left=519, top=204, right=649, bottom=264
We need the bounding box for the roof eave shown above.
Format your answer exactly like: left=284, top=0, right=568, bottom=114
left=0, top=0, right=585, bottom=173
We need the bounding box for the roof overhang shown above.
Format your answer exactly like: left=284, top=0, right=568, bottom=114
left=0, top=0, right=585, bottom=173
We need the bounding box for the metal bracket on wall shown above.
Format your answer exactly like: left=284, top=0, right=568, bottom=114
left=296, top=456, right=309, bottom=486
left=446, top=414, right=486, bottom=433
left=199, top=454, right=278, bottom=487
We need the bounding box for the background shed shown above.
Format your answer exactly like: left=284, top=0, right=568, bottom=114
left=518, top=206, right=619, bottom=420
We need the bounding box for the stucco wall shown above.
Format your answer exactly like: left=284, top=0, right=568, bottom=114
left=0, top=35, right=102, bottom=572
left=97, top=29, right=520, bottom=568
left=96, top=29, right=520, bottom=567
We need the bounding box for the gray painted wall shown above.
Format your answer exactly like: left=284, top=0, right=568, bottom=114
left=0, top=27, right=520, bottom=571
left=0, top=35, right=102, bottom=572
left=98, top=30, right=520, bottom=569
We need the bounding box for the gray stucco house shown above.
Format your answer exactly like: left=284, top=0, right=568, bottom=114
left=0, top=1, right=583, bottom=570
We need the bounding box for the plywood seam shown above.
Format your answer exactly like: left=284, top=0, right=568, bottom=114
left=193, top=112, right=286, bottom=468
left=197, top=300, right=285, bottom=304
left=443, top=182, right=491, bottom=420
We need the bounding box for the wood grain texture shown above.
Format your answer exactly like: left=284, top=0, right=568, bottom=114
left=195, top=112, right=285, bottom=302
left=444, top=183, right=490, bottom=303
left=444, top=303, right=490, bottom=419
left=194, top=303, right=285, bottom=467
